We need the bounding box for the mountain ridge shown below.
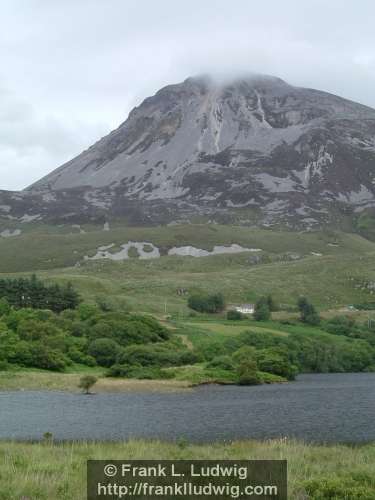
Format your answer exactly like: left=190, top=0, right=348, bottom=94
left=2, top=73, right=375, bottom=227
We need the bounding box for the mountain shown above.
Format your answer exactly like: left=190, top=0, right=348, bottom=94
left=3, top=74, right=375, bottom=227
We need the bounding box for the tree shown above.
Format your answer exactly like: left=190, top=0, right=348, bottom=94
left=207, top=355, right=234, bottom=370
left=188, top=293, right=225, bottom=313
left=297, top=297, right=320, bottom=325
left=254, top=297, right=271, bottom=321
left=236, top=359, right=261, bottom=385
left=232, top=345, right=257, bottom=364
left=227, top=310, right=242, bottom=320
left=88, top=338, right=122, bottom=367
left=78, top=375, right=97, bottom=394
left=0, top=298, right=10, bottom=316
left=0, top=276, right=81, bottom=312
left=266, top=294, right=278, bottom=312
left=28, top=343, right=68, bottom=371
left=324, top=316, right=355, bottom=336
left=256, top=348, right=298, bottom=380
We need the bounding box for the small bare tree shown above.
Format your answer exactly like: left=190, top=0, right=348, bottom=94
left=78, top=375, right=97, bottom=394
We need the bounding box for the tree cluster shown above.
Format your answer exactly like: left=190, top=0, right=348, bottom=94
left=200, top=324, right=375, bottom=377
left=188, top=292, right=225, bottom=313
left=0, top=303, right=184, bottom=373
left=0, top=275, right=80, bottom=313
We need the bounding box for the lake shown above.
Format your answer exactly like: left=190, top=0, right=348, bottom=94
left=1, top=373, right=374, bottom=443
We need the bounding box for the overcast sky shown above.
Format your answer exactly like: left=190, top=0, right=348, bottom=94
left=1, top=0, right=375, bottom=190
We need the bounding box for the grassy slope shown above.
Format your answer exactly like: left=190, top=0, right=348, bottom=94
left=23, top=250, right=375, bottom=314
left=1, top=439, right=374, bottom=499
left=1, top=224, right=375, bottom=313
left=0, top=222, right=373, bottom=271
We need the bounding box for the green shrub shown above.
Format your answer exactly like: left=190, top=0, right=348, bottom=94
left=86, top=314, right=169, bottom=346
left=0, top=303, right=173, bottom=373
left=207, top=355, right=234, bottom=371
left=117, top=343, right=199, bottom=368
left=236, top=359, right=261, bottom=385
left=226, top=310, right=243, bottom=320
left=88, top=338, right=123, bottom=367
left=7, top=340, right=33, bottom=366
left=28, top=344, right=69, bottom=371
left=232, top=346, right=257, bottom=364
left=256, top=348, right=298, bottom=380
left=254, top=297, right=271, bottom=321
left=17, top=319, right=64, bottom=342
left=303, top=474, right=375, bottom=499
left=188, top=293, right=225, bottom=313
left=297, top=296, right=320, bottom=325
left=0, top=298, right=10, bottom=316
left=323, top=316, right=356, bottom=336
left=108, top=363, right=174, bottom=379
left=265, top=294, right=278, bottom=312
left=0, top=359, right=10, bottom=371
left=68, top=348, right=96, bottom=366
left=353, top=302, right=375, bottom=311
left=77, top=303, right=100, bottom=321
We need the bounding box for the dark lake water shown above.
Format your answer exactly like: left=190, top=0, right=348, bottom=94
left=1, top=373, right=375, bottom=443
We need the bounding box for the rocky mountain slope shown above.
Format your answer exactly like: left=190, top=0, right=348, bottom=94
left=2, top=74, right=375, bottom=227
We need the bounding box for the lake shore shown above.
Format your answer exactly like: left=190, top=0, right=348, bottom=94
left=0, top=368, right=286, bottom=393
left=2, top=438, right=374, bottom=499
left=0, top=370, right=192, bottom=393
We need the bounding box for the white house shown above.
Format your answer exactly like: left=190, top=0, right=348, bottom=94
left=234, top=304, right=254, bottom=315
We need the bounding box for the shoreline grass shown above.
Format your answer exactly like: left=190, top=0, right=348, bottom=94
left=0, top=370, right=191, bottom=393
left=1, top=438, right=374, bottom=499
left=0, top=368, right=285, bottom=393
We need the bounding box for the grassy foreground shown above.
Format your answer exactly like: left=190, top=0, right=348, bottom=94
left=1, top=439, right=374, bottom=499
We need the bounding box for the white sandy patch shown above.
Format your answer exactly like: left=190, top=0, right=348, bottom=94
left=98, top=243, right=115, bottom=251
left=85, top=242, right=262, bottom=261
left=85, top=242, right=160, bottom=261
left=168, top=246, right=210, bottom=257
left=20, top=214, right=41, bottom=223
left=0, top=229, right=21, bottom=238
left=168, top=244, right=262, bottom=257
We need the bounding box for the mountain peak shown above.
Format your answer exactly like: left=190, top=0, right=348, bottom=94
left=9, top=74, right=375, bottom=227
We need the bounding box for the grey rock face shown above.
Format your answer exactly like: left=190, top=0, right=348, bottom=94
left=3, top=73, right=375, bottom=226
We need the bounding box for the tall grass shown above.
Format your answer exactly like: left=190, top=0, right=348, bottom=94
left=1, top=439, right=374, bottom=499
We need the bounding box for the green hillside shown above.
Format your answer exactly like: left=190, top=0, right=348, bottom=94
left=1, top=223, right=375, bottom=313
left=0, top=221, right=373, bottom=272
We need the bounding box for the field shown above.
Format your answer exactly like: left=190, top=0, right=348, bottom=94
left=1, top=439, right=374, bottom=499
left=2, top=221, right=373, bottom=273
left=1, top=224, right=375, bottom=315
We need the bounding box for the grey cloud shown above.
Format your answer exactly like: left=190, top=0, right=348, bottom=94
left=1, top=0, right=375, bottom=189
